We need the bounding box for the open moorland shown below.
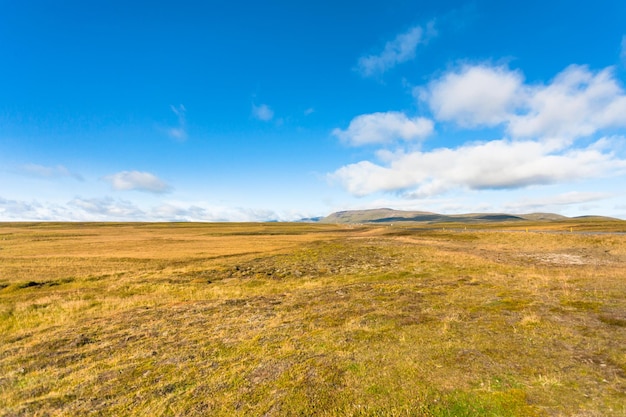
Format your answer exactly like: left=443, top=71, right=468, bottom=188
left=1, top=221, right=625, bottom=416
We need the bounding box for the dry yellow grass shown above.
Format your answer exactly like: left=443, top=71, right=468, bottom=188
left=1, top=221, right=625, bottom=416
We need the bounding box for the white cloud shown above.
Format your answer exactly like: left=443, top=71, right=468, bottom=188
left=420, top=64, right=626, bottom=140
left=357, top=24, right=432, bottom=77
left=151, top=203, right=208, bottom=220
left=304, top=107, right=315, bottom=116
left=418, top=64, right=525, bottom=127
left=509, top=65, right=626, bottom=139
left=0, top=196, right=82, bottom=221
left=168, top=104, right=187, bottom=141
left=151, top=203, right=283, bottom=222
left=69, top=197, right=145, bottom=219
left=0, top=197, right=44, bottom=220
left=332, top=111, right=434, bottom=146
left=103, top=171, right=171, bottom=193
left=151, top=201, right=321, bottom=222
left=505, top=191, right=613, bottom=213
left=0, top=195, right=318, bottom=222
left=17, top=163, right=83, bottom=181
left=332, top=59, right=626, bottom=206
left=252, top=103, right=274, bottom=121
left=330, top=138, right=626, bottom=197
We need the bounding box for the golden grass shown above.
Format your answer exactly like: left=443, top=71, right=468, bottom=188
left=1, top=221, right=625, bottom=416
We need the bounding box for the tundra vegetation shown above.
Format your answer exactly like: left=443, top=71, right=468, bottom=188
left=0, top=220, right=625, bottom=416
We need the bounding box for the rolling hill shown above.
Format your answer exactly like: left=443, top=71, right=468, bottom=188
left=320, top=208, right=615, bottom=224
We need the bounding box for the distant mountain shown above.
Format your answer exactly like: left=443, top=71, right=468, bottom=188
left=518, top=212, right=568, bottom=221
left=321, top=208, right=435, bottom=224
left=572, top=215, right=622, bottom=221
left=294, top=216, right=324, bottom=223
left=320, top=209, right=613, bottom=224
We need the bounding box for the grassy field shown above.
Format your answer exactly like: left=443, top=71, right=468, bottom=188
left=1, top=221, right=625, bottom=416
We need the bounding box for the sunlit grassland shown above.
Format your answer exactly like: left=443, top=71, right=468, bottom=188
left=1, top=221, right=625, bottom=416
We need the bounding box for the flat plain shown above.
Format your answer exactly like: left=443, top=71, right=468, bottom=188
left=1, top=221, right=625, bottom=416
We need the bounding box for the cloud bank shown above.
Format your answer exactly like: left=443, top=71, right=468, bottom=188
left=331, top=137, right=625, bottom=197
left=0, top=197, right=51, bottom=220
left=0, top=196, right=315, bottom=222
left=332, top=63, right=626, bottom=199
left=69, top=197, right=145, bottom=218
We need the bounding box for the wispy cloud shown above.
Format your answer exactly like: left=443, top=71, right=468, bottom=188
left=167, top=104, right=187, bottom=141
left=152, top=202, right=320, bottom=222
left=151, top=203, right=282, bottom=222
left=17, top=163, right=83, bottom=181
left=69, top=197, right=145, bottom=219
left=304, top=107, right=315, bottom=116
left=356, top=23, right=434, bottom=78
left=252, top=103, right=274, bottom=121
left=332, top=112, right=433, bottom=146
left=505, top=191, right=613, bottom=213
left=103, top=171, right=172, bottom=193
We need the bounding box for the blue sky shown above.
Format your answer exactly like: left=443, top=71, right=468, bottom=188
left=2, top=0, right=626, bottom=221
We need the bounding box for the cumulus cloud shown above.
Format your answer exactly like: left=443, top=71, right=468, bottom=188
left=419, top=64, right=626, bottom=140
left=509, top=65, right=626, bottom=139
left=418, top=64, right=525, bottom=127
left=332, top=112, right=434, bottom=146
left=331, top=60, right=626, bottom=201
left=252, top=103, right=274, bottom=121
left=168, top=104, right=187, bottom=141
left=330, top=138, right=626, bottom=197
left=357, top=24, right=433, bottom=77
left=17, top=163, right=83, bottom=181
left=103, top=171, right=171, bottom=193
